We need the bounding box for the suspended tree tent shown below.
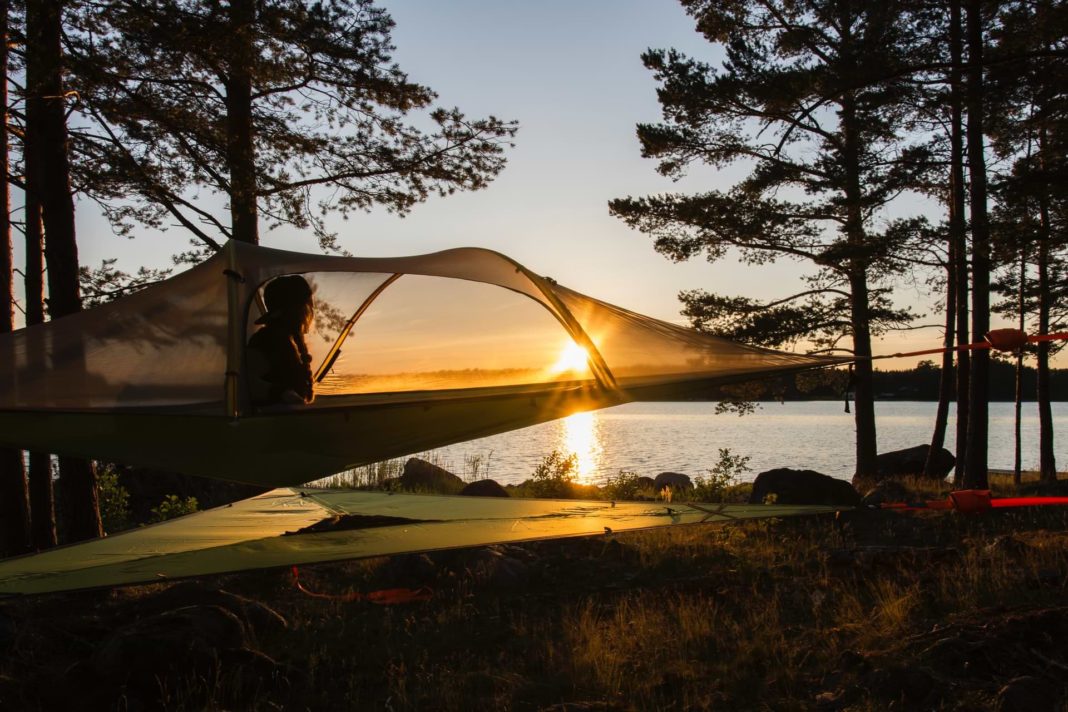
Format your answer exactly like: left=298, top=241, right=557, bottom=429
left=0, top=240, right=843, bottom=486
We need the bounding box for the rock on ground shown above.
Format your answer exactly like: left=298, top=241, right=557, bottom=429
left=749, top=468, right=860, bottom=506
left=653, top=472, right=692, bottom=491
left=460, top=479, right=509, bottom=497
left=852, top=444, right=954, bottom=487
left=398, top=458, right=464, bottom=493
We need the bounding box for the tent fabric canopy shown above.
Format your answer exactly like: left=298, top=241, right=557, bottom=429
left=0, top=241, right=844, bottom=485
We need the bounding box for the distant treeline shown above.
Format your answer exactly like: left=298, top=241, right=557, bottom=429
left=698, top=361, right=1068, bottom=403
left=869, top=361, right=1068, bottom=402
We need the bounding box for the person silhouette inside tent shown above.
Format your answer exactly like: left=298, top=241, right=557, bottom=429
left=246, top=275, right=316, bottom=407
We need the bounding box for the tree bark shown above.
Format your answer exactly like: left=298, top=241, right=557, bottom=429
left=226, top=0, right=258, bottom=244
left=1036, top=130, right=1056, bottom=482
left=26, top=0, right=101, bottom=542
left=0, top=0, right=31, bottom=557
left=839, top=84, right=878, bottom=477
left=1013, top=249, right=1024, bottom=486
left=0, top=450, right=27, bottom=556
left=950, top=0, right=970, bottom=487
left=849, top=272, right=879, bottom=477
left=23, top=154, right=55, bottom=550
left=924, top=240, right=955, bottom=478
left=963, top=0, right=989, bottom=490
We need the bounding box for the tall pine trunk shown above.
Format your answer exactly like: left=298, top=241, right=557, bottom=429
left=1036, top=129, right=1056, bottom=482
left=1013, top=249, right=1025, bottom=486
left=840, top=88, right=878, bottom=477
left=23, top=162, right=55, bottom=550
left=849, top=272, right=879, bottom=477
left=26, top=0, right=101, bottom=542
left=0, top=0, right=31, bottom=556
left=963, top=0, right=990, bottom=490
left=226, top=0, right=258, bottom=244
left=950, top=0, right=970, bottom=486
left=924, top=239, right=955, bottom=478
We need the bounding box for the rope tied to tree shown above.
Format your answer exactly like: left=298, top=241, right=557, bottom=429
left=872, top=328, right=1068, bottom=362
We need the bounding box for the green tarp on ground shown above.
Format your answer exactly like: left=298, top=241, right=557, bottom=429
left=0, top=489, right=844, bottom=596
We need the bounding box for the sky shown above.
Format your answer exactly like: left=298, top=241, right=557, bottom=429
left=69, top=0, right=968, bottom=368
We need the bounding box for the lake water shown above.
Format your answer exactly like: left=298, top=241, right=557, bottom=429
left=397, top=401, right=1068, bottom=485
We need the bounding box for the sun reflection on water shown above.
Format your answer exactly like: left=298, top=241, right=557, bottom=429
left=561, top=411, right=602, bottom=483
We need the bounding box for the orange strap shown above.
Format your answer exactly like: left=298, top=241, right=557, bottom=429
left=881, top=490, right=1068, bottom=514
left=291, top=566, right=433, bottom=605
left=872, top=329, right=1068, bottom=362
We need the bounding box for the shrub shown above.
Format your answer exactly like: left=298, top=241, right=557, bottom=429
left=150, top=494, right=199, bottom=523
left=97, top=465, right=131, bottom=534
left=603, top=470, right=649, bottom=501
left=692, top=448, right=752, bottom=503
left=530, top=450, right=578, bottom=498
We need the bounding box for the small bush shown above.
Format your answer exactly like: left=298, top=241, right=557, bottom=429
left=603, top=470, right=649, bottom=501
left=97, top=465, right=131, bottom=534
left=530, top=450, right=578, bottom=498
left=692, top=448, right=752, bottom=502
left=150, top=494, right=199, bottom=523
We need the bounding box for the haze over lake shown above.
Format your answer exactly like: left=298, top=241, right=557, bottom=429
left=402, top=401, right=1068, bottom=485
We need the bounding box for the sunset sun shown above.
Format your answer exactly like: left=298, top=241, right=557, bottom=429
left=550, top=341, right=591, bottom=374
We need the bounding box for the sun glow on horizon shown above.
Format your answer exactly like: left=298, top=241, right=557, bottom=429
left=550, top=340, right=591, bottom=374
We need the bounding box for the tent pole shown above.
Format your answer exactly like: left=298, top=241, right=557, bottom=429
left=514, top=266, right=617, bottom=391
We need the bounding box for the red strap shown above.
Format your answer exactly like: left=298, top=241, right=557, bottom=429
left=365, top=587, right=434, bottom=605
left=990, top=496, right=1068, bottom=509
left=985, top=328, right=1028, bottom=351
left=881, top=490, right=1068, bottom=513
left=872, top=330, right=1068, bottom=362
left=948, top=489, right=992, bottom=513
left=291, top=566, right=433, bottom=605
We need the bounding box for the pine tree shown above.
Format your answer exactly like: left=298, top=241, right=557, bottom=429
left=0, top=0, right=31, bottom=557
left=610, top=0, right=928, bottom=477
left=25, top=0, right=101, bottom=542
left=986, top=0, right=1067, bottom=483
left=962, top=0, right=993, bottom=489
left=66, top=0, right=517, bottom=249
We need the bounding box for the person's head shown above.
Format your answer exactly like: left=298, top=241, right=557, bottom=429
left=257, top=275, right=314, bottom=333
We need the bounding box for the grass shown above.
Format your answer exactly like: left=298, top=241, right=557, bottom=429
left=2, top=474, right=1068, bottom=710
left=312, top=451, right=499, bottom=490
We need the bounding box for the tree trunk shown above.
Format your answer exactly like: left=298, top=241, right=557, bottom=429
left=947, top=0, right=970, bottom=486
left=963, top=0, right=989, bottom=490
left=28, top=453, right=55, bottom=550
left=849, top=272, right=879, bottom=477
left=26, top=0, right=101, bottom=542
left=23, top=159, right=55, bottom=550
left=1036, top=132, right=1056, bottom=482
left=0, top=450, right=27, bottom=556
left=0, top=0, right=31, bottom=557
left=839, top=85, right=878, bottom=477
left=925, top=223, right=957, bottom=477
left=1013, top=249, right=1025, bottom=487
left=226, top=0, right=258, bottom=244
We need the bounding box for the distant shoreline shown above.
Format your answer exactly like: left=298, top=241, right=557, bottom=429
left=669, top=397, right=1068, bottom=403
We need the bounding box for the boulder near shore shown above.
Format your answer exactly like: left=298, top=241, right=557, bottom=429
left=749, top=468, right=861, bottom=506
left=852, top=444, right=955, bottom=487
